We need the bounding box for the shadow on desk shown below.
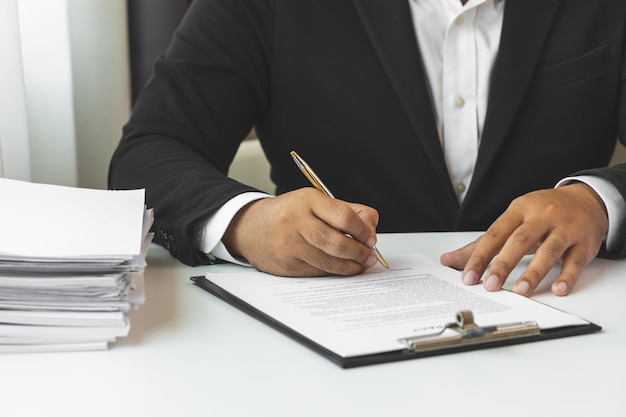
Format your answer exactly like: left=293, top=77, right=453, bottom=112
left=510, top=255, right=617, bottom=297
left=117, top=246, right=184, bottom=347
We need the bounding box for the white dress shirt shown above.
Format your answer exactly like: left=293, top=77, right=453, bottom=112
left=198, top=0, right=624, bottom=263
left=410, top=0, right=503, bottom=202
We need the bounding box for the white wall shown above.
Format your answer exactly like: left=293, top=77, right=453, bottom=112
left=2, top=0, right=130, bottom=188
left=18, top=0, right=78, bottom=186
left=67, top=0, right=131, bottom=189
left=0, top=0, right=31, bottom=180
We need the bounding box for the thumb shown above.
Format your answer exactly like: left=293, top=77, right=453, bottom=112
left=440, top=240, right=477, bottom=270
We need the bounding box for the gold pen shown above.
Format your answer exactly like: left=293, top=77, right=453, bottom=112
left=290, top=150, right=389, bottom=269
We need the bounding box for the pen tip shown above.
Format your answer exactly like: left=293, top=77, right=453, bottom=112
left=372, top=246, right=389, bottom=269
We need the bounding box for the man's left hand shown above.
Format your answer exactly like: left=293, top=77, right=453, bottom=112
left=440, top=183, right=608, bottom=296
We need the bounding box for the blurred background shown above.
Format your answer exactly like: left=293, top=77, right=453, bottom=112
left=1, top=0, right=132, bottom=188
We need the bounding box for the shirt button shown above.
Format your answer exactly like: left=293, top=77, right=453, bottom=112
left=455, top=182, right=466, bottom=194
left=454, top=96, right=465, bottom=108
left=455, top=15, right=464, bottom=26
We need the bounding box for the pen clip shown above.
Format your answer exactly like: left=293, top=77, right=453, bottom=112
left=290, top=151, right=335, bottom=198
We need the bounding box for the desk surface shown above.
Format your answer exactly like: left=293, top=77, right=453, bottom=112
left=1, top=232, right=625, bottom=417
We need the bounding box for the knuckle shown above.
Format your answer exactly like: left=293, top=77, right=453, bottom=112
left=311, top=253, right=333, bottom=272
left=274, top=261, right=305, bottom=277
left=273, top=206, right=296, bottom=226
left=334, top=261, right=362, bottom=276
left=316, top=255, right=360, bottom=276
left=520, top=268, right=543, bottom=285
left=490, top=258, right=514, bottom=273
left=333, top=205, right=356, bottom=229
left=256, top=254, right=307, bottom=277
left=484, top=225, right=502, bottom=240
left=466, top=253, right=492, bottom=270
left=564, top=252, right=589, bottom=274
left=306, top=221, right=330, bottom=246
left=556, top=265, right=581, bottom=287
left=324, top=234, right=349, bottom=254
left=508, top=194, right=529, bottom=210
left=537, top=236, right=567, bottom=260
left=508, top=196, right=522, bottom=209
left=511, top=229, right=533, bottom=246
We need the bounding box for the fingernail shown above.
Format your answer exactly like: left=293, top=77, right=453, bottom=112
left=484, top=274, right=501, bottom=291
left=514, top=280, right=531, bottom=296
left=462, top=270, right=479, bottom=285
left=365, top=254, right=377, bottom=268
left=553, top=281, right=568, bottom=296
left=366, top=236, right=376, bottom=248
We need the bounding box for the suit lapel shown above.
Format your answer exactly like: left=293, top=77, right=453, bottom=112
left=352, top=0, right=455, bottom=196
left=469, top=0, right=563, bottom=196
left=353, top=0, right=564, bottom=207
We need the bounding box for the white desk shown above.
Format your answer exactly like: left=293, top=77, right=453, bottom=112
left=1, top=232, right=625, bottom=417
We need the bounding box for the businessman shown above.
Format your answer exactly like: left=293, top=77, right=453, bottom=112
left=109, top=0, right=626, bottom=296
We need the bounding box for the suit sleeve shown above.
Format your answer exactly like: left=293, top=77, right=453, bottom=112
left=573, top=43, right=626, bottom=259
left=108, top=0, right=273, bottom=266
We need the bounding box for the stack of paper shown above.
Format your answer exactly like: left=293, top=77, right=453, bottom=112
left=0, top=178, right=153, bottom=353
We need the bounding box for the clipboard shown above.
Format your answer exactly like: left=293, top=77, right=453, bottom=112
left=190, top=275, right=601, bottom=369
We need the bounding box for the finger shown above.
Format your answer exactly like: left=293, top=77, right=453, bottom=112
left=300, top=215, right=378, bottom=271
left=258, top=233, right=371, bottom=277
left=441, top=238, right=539, bottom=284
left=508, top=234, right=570, bottom=296
left=274, top=249, right=367, bottom=277
left=272, top=257, right=328, bottom=277
left=550, top=249, right=589, bottom=296
left=349, top=202, right=380, bottom=237
left=313, top=197, right=378, bottom=248
left=482, top=220, right=549, bottom=292
left=440, top=240, right=477, bottom=270
left=461, top=217, right=521, bottom=287
left=296, top=242, right=373, bottom=276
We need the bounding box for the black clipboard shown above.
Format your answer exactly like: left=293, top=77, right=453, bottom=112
left=191, top=275, right=601, bottom=369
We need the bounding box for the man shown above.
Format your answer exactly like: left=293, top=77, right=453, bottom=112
left=109, top=0, right=626, bottom=296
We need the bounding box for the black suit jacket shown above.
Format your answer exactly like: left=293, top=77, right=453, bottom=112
left=109, top=0, right=626, bottom=266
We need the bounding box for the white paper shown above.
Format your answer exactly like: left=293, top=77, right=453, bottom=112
left=0, top=322, right=129, bottom=339
left=0, top=177, right=145, bottom=260
left=0, top=178, right=152, bottom=353
left=205, top=253, right=589, bottom=358
left=0, top=310, right=128, bottom=327
left=0, top=341, right=109, bottom=353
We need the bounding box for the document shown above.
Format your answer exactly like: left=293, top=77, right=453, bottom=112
left=0, top=309, right=128, bottom=327
left=0, top=177, right=146, bottom=261
left=0, top=178, right=153, bottom=353
left=194, top=252, right=598, bottom=367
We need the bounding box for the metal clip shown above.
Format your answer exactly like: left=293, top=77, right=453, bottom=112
left=398, top=310, right=540, bottom=353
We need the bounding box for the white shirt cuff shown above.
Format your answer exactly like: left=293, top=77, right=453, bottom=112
left=556, top=175, right=626, bottom=252
left=197, top=192, right=271, bottom=265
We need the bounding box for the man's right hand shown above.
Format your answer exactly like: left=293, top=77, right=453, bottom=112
left=222, top=188, right=380, bottom=276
